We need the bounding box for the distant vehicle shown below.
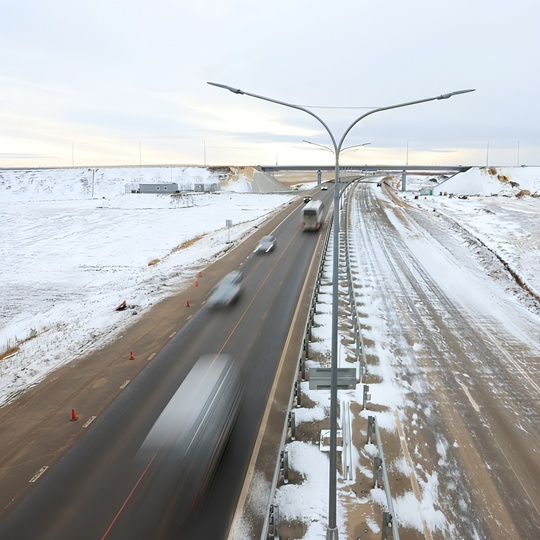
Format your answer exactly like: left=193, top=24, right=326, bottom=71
left=321, top=185, right=328, bottom=191
left=207, top=271, right=243, bottom=307
left=302, top=199, right=324, bottom=231
left=254, top=235, right=276, bottom=254
left=137, top=354, right=244, bottom=528
left=303, top=196, right=312, bottom=203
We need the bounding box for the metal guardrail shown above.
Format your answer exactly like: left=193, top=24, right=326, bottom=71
left=367, top=415, right=400, bottom=540
left=344, top=181, right=399, bottom=539
left=262, top=180, right=397, bottom=539
left=341, top=181, right=367, bottom=379
left=260, top=198, right=334, bottom=540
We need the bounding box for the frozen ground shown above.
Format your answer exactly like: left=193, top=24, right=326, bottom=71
left=1, top=164, right=539, bottom=538
left=270, top=166, right=540, bottom=538
left=399, top=167, right=540, bottom=303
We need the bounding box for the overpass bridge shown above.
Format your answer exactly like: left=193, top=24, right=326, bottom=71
left=260, top=164, right=470, bottom=175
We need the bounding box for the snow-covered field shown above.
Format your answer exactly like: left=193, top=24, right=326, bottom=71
left=399, top=166, right=540, bottom=303
left=0, top=166, right=295, bottom=405
left=1, top=164, right=539, bottom=538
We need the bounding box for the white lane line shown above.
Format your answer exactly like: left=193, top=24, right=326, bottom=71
left=169, top=332, right=177, bottom=338
left=83, top=416, right=97, bottom=428
left=29, top=466, right=49, bottom=483
left=148, top=353, right=156, bottom=361
left=120, top=380, right=130, bottom=390
left=459, top=381, right=480, bottom=413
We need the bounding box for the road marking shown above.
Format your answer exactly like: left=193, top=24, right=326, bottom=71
left=147, top=352, right=156, bottom=361
left=229, top=226, right=313, bottom=537
left=100, top=449, right=160, bottom=539
left=29, top=466, right=49, bottom=483
left=169, top=331, right=177, bottom=338
left=120, top=380, right=130, bottom=389
left=458, top=381, right=480, bottom=413
left=83, top=416, right=97, bottom=428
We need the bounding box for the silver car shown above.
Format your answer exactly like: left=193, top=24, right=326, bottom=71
left=207, top=271, right=243, bottom=307
left=254, top=235, right=276, bottom=254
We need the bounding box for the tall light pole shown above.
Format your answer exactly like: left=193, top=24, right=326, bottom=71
left=208, top=82, right=475, bottom=539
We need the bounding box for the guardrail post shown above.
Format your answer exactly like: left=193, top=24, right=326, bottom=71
left=373, top=456, right=383, bottom=489
left=363, top=384, right=371, bottom=410
left=269, top=504, right=280, bottom=539
left=381, top=511, right=394, bottom=540
left=302, top=337, right=309, bottom=361
left=288, top=411, right=296, bottom=441
left=280, top=451, right=289, bottom=484
left=367, top=415, right=376, bottom=444
left=294, top=381, right=302, bottom=407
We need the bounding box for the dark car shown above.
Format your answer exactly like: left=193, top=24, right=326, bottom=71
left=254, top=235, right=276, bottom=254
left=303, top=196, right=312, bottom=203
left=207, top=271, right=243, bottom=307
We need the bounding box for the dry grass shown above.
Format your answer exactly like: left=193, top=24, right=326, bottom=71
left=171, top=233, right=206, bottom=254
left=0, top=328, right=39, bottom=361
left=0, top=343, right=20, bottom=361
left=147, top=234, right=207, bottom=267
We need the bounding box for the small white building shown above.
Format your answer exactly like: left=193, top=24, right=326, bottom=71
left=125, top=183, right=179, bottom=194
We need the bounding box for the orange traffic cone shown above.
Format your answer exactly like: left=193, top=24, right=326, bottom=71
left=129, top=351, right=135, bottom=360
left=197, top=271, right=203, bottom=277
left=195, top=280, right=199, bottom=287
left=70, top=409, right=78, bottom=421
left=186, top=300, right=191, bottom=307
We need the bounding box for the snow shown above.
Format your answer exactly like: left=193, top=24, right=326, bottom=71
left=0, top=166, right=295, bottom=405
left=433, top=166, right=540, bottom=197
left=399, top=167, right=540, bottom=303
left=1, top=165, right=539, bottom=537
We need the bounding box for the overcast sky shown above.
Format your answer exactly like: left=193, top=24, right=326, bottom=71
left=1, top=0, right=539, bottom=168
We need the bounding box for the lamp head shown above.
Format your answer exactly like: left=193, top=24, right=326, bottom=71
left=438, top=89, right=476, bottom=100
left=207, top=82, right=244, bottom=95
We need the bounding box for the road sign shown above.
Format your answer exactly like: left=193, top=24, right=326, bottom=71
left=308, top=367, right=357, bottom=390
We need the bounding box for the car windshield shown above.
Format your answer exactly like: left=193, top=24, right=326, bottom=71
left=224, top=272, right=242, bottom=284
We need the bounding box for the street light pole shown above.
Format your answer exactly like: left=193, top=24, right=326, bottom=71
left=207, top=82, right=475, bottom=539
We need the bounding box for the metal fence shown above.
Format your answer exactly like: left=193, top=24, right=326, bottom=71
left=262, top=180, right=398, bottom=539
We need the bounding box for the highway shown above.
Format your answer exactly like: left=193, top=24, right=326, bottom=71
left=0, top=187, right=335, bottom=540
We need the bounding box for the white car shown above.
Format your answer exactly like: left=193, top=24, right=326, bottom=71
left=207, top=271, right=243, bottom=307
left=254, top=235, right=276, bottom=254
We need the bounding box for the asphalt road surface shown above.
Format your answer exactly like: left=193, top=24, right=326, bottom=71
left=0, top=187, right=334, bottom=540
